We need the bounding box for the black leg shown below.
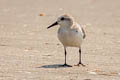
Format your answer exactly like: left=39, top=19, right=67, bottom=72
left=75, top=48, right=85, bottom=67
left=61, top=47, right=72, bottom=67
left=79, top=48, right=82, bottom=64
left=64, top=47, right=67, bottom=65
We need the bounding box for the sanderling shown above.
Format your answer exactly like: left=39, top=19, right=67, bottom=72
left=47, top=14, right=86, bottom=67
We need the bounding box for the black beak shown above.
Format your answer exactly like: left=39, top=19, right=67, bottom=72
left=47, top=22, right=58, bottom=29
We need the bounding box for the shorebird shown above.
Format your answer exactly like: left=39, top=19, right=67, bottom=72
left=47, top=14, right=86, bottom=67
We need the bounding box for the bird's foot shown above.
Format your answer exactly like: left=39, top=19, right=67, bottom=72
left=74, top=63, right=86, bottom=67
left=61, top=63, right=72, bottom=67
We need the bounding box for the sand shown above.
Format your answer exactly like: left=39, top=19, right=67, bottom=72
left=0, top=0, right=120, bottom=80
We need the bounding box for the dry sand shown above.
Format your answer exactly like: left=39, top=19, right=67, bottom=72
left=0, top=0, right=120, bottom=80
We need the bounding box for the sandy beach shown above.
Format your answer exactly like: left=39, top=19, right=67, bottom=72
left=0, top=0, right=120, bottom=80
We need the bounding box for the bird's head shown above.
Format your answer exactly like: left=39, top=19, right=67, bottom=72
left=47, top=14, right=74, bottom=29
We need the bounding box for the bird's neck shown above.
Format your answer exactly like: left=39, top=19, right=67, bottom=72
left=60, top=21, right=74, bottom=29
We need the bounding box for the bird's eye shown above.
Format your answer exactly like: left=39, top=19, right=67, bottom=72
left=61, top=17, right=65, bottom=21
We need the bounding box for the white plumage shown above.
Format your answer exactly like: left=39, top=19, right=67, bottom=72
left=47, top=14, right=86, bottom=67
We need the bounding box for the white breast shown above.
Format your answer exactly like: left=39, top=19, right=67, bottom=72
left=58, top=27, right=83, bottom=48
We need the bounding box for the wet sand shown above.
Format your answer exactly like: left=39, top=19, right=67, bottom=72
left=0, top=0, right=120, bottom=80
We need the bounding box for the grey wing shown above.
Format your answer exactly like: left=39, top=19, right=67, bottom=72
left=81, top=27, right=86, bottom=39
left=72, top=23, right=86, bottom=39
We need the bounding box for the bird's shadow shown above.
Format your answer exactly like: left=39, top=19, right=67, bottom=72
left=37, top=64, right=72, bottom=68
